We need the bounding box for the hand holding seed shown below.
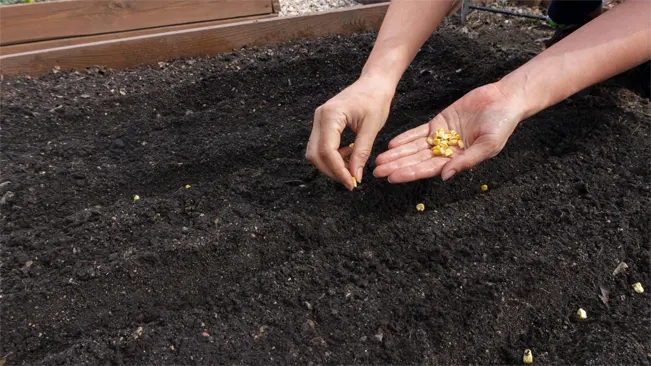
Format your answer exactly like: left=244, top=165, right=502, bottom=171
left=373, top=83, right=525, bottom=183
left=306, top=76, right=395, bottom=190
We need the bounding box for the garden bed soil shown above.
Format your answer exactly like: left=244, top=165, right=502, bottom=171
left=1, top=14, right=650, bottom=366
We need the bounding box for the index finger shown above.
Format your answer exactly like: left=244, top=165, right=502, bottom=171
left=319, top=121, right=355, bottom=190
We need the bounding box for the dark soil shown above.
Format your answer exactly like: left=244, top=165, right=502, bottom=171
left=1, top=13, right=650, bottom=366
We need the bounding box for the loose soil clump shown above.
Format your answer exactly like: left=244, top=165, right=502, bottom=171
left=1, top=16, right=649, bottom=365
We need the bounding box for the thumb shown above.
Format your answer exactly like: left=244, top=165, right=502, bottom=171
left=349, top=122, right=380, bottom=184
left=440, top=139, right=498, bottom=181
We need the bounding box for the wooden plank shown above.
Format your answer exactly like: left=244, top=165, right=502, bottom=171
left=0, top=0, right=273, bottom=46
left=0, top=14, right=278, bottom=56
left=0, top=3, right=389, bottom=76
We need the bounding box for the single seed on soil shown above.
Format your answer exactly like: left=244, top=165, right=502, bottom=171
left=523, top=349, right=533, bottom=364
left=612, top=262, right=628, bottom=276
left=577, top=308, right=587, bottom=320
left=481, top=184, right=488, bottom=192
left=632, top=282, right=644, bottom=293
left=416, top=203, right=425, bottom=211
left=169, top=345, right=175, bottom=351
left=133, top=194, right=140, bottom=201
left=185, top=184, right=191, bottom=189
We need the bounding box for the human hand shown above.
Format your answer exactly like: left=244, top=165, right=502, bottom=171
left=306, top=76, right=395, bottom=190
left=373, top=82, right=524, bottom=183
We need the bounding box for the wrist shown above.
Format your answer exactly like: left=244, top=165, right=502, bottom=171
left=495, top=73, right=543, bottom=121
left=357, top=70, right=398, bottom=102
left=359, top=67, right=399, bottom=94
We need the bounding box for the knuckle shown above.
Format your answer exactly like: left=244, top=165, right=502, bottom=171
left=315, top=104, right=335, bottom=119
left=317, top=145, right=331, bottom=159
left=354, top=148, right=371, bottom=161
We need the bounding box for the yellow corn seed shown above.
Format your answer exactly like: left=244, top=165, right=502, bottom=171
left=437, top=128, right=445, bottom=137
left=449, top=130, right=459, bottom=137
left=352, top=177, right=358, bottom=188
left=448, top=139, right=459, bottom=146
left=432, top=147, right=443, bottom=156
left=481, top=184, right=488, bottom=192
left=440, top=133, right=450, bottom=140
left=185, top=184, right=191, bottom=189
left=577, top=308, right=587, bottom=320
left=416, top=203, right=425, bottom=211
left=458, top=140, right=465, bottom=149
left=349, top=143, right=354, bottom=148
left=444, top=148, right=454, bottom=157
left=133, top=194, right=140, bottom=201
left=439, top=141, right=449, bottom=149
left=523, top=349, right=533, bottom=364
left=426, top=136, right=437, bottom=146
left=632, top=282, right=644, bottom=293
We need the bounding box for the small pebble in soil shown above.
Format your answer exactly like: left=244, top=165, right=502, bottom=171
left=0, top=191, right=15, bottom=205
left=374, top=332, right=383, bottom=343
left=0, top=181, right=11, bottom=194
left=613, top=262, right=628, bottom=276
left=112, top=139, right=125, bottom=149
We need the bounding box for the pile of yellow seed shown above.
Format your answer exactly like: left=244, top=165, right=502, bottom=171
left=427, top=128, right=464, bottom=157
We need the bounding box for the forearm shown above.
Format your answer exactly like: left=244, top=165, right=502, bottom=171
left=360, top=0, right=457, bottom=88
left=499, top=0, right=651, bottom=119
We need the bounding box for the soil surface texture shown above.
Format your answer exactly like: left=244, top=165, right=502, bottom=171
left=1, top=15, right=650, bottom=366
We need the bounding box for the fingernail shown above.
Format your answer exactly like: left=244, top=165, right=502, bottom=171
left=356, top=168, right=363, bottom=183
left=441, top=169, right=456, bottom=181
left=387, top=177, right=393, bottom=184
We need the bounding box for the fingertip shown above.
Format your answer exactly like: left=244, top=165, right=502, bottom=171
left=441, top=168, right=456, bottom=182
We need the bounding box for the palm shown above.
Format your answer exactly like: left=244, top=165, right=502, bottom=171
left=373, top=83, right=523, bottom=183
